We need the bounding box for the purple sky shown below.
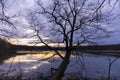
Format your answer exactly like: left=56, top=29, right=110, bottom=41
left=2, top=0, right=120, bottom=45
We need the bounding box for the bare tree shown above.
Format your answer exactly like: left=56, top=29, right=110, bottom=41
left=0, top=0, right=16, bottom=38
left=107, top=56, right=120, bottom=80
left=28, top=0, right=117, bottom=79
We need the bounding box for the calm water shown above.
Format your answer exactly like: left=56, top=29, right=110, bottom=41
left=0, top=51, right=120, bottom=79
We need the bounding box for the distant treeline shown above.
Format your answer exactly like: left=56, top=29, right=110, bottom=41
left=1, top=39, right=120, bottom=63
left=12, top=44, right=120, bottom=51
left=78, top=44, right=120, bottom=51
left=0, top=39, right=16, bottom=63
left=12, top=45, right=65, bottom=51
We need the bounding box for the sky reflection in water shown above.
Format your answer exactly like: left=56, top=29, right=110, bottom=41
left=0, top=52, right=120, bottom=79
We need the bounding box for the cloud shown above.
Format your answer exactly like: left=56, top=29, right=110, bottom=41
left=3, top=0, right=120, bottom=45
left=5, top=0, right=35, bottom=16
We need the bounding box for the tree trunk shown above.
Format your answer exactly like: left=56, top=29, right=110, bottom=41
left=50, top=52, right=71, bottom=80
left=108, top=64, right=111, bottom=80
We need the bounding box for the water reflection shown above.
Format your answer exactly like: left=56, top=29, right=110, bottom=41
left=0, top=51, right=120, bottom=79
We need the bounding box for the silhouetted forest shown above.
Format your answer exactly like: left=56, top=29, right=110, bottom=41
left=12, top=44, right=120, bottom=51
left=1, top=38, right=120, bottom=63
left=0, top=39, right=16, bottom=63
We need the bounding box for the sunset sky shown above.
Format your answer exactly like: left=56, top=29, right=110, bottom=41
left=1, top=0, right=120, bottom=45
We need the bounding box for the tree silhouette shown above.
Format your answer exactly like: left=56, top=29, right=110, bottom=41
left=0, top=0, right=15, bottom=38
left=28, top=0, right=118, bottom=79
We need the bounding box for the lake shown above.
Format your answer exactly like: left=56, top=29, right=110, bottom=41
left=0, top=51, right=120, bottom=80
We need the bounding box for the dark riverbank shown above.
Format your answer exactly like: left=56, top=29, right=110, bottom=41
left=11, top=44, right=120, bottom=57
left=0, top=39, right=16, bottom=63
left=1, top=40, right=120, bottom=63
left=12, top=44, right=120, bottom=50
